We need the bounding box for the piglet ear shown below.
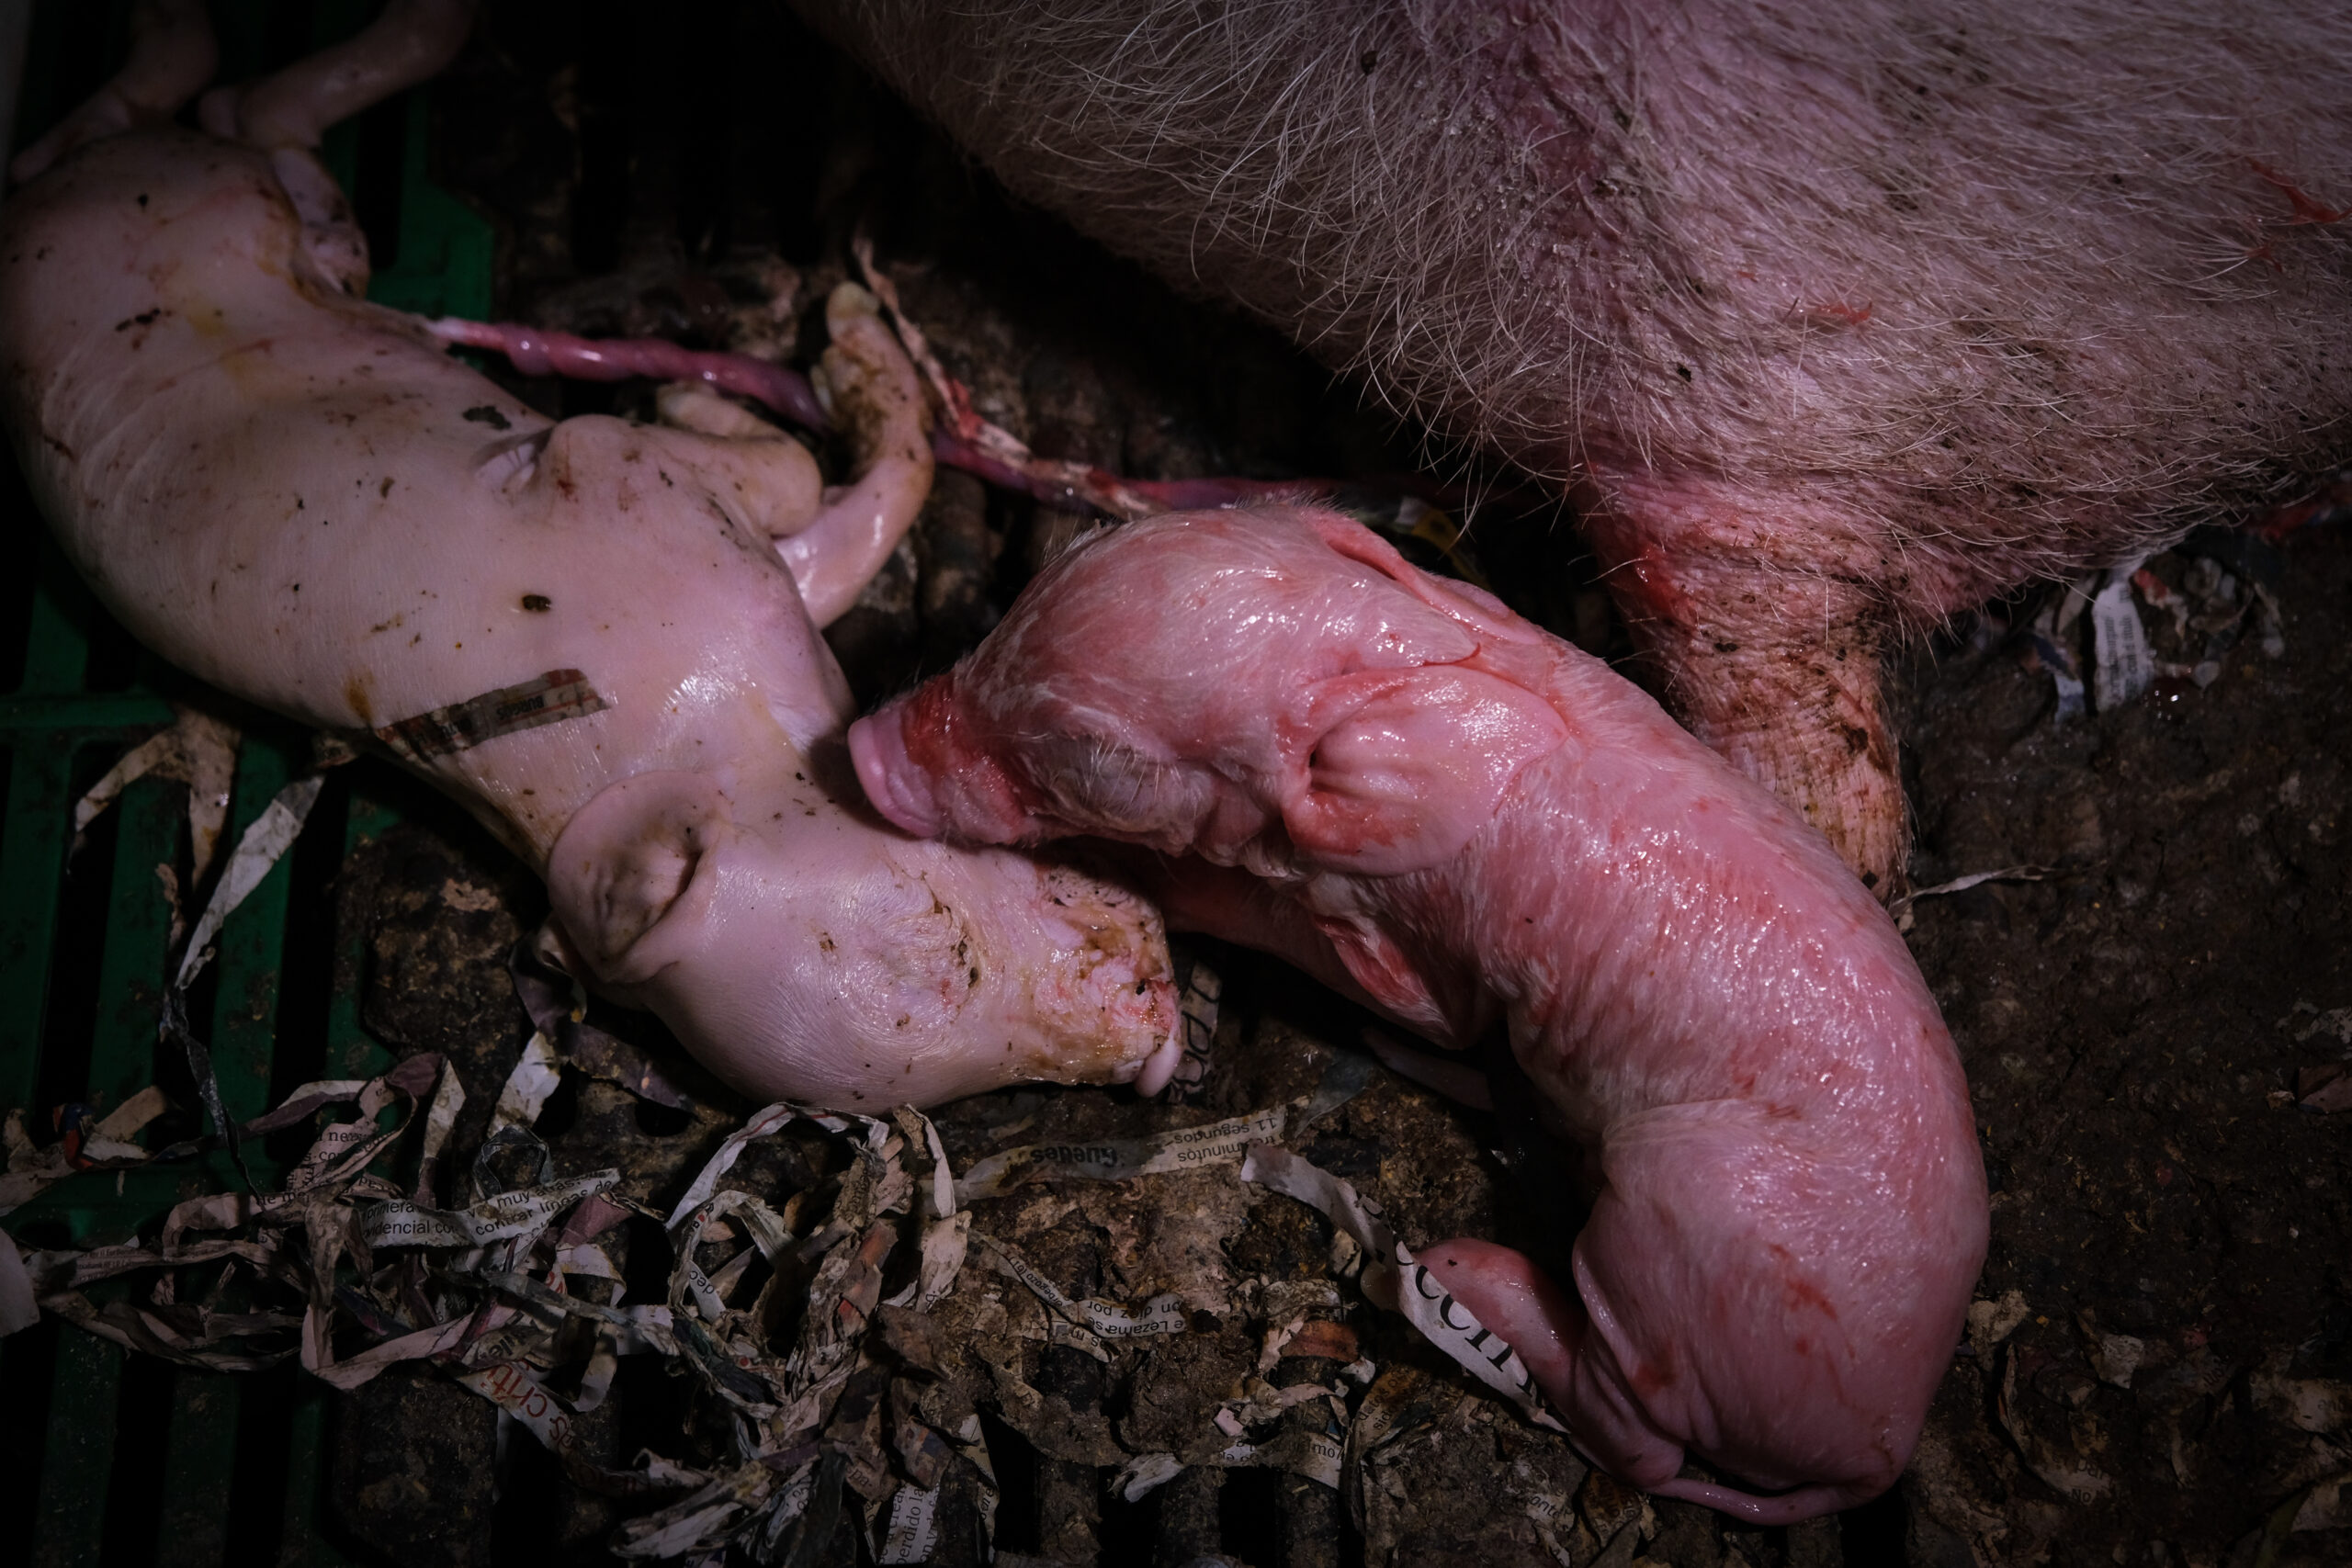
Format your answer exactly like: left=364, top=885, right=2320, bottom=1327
left=545, top=771, right=732, bottom=986
left=1282, top=667, right=1566, bottom=875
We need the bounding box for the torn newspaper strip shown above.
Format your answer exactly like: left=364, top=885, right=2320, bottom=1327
left=71, top=705, right=240, bottom=890
left=1158, top=953, right=1221, bottom=1104
left=1242, top=1144, right=1566, bottom=1432
left=975, top=1231, right=1187, bottom=1362
left=876, top=1481, right=941, bottom=1564
left=374, top=668, right=612, bottom=762
left=956, top=1102, right=1288, bottom=1201
left=361, top=1170, right=621, bottom=1248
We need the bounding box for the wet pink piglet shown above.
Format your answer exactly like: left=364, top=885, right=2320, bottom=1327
left=849, top=507, right=1988, bottom=1520
left=2, top=1, right=1183, bottom=1111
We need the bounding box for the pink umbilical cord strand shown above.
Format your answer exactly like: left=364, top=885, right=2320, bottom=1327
left=428, top=317, right=1473, bottom=525
left=925, top=431, right=1321, bottom=519
left=428, top=317, right=831, bottom=433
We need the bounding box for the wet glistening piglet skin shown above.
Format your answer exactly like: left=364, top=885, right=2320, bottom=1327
left=0, top=0, right=1182, bottom=1110
left=851, top=508, right=1989, bottom=1520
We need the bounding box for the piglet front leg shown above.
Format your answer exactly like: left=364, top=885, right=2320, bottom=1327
left=194, top=0, right=478, bottom=152
left=642, top=280, right=933, bottom=627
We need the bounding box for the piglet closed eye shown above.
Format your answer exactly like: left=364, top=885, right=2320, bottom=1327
left=850, top=506, right=1987, bottom=1520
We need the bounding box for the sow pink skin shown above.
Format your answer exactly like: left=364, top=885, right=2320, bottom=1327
left=850, top=507, right=1988, bottom=1520
left=0, top=5, right=1181, bottom=1111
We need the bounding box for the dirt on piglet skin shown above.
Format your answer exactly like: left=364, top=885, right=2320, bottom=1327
left=302, top=12, right=2352, bottom=1562
left=305, top=487, right=2352, bottom=1568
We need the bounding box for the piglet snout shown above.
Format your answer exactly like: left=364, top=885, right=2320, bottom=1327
left=851, top=677, right=1052, bottom=845
left=849, top=702, right=944, bottom=838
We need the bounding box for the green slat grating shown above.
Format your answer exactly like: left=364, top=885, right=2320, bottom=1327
left=155, top=1371, right=241, bottom=1568
left=326, top=784, right=401, bottom=1086
left=0, top=3, right=496, bottom=1563
left=0, top=743, right=74, bottom=1111
left=21, top=783, right=175, bottom=1560
left=276, top=1377, right=358, bottom=1568
left=89, top=779, right=182, bottom=1124
left=208, top=739, right=299, bottom=1133
left=29, top=1328, right=120, bottom=1568
left=140, top=742, right=303, bottom=1568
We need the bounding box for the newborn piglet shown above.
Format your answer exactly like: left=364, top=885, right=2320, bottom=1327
left=851, top=507, right=1987, bottom=1520
left=1, top=0, right=1182, bottom=1107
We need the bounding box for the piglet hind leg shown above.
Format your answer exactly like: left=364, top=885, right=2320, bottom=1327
left=14, top=0, right=480, bottom=294
left=196, top=0, right=478, bottom=152
left=1419, top=1110, right=1929, bottom=1528
left=1420, top=1240, right=1880, bottom=1526
left=780, top=284, right=936, bottom=626
left=529, top=282, right=933, bottom=630
left=7, top=0, right=216, bottom=184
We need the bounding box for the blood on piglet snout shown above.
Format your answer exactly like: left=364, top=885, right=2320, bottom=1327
left=849, top=507, right=1988, bottom=1520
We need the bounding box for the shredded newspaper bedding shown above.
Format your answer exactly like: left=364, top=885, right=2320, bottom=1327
left=5, top=977, right=982, bottom=1557
left=3, top=750, right=1582, bottom=1564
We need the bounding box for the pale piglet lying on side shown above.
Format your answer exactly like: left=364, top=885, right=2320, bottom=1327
left=0, top=0, right=1180, bottom=1107
left=850, top=507, right=1989, bottom=1519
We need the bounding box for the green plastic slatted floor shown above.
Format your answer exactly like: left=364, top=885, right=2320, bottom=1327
left=0, top=4, right=492, bottom=1562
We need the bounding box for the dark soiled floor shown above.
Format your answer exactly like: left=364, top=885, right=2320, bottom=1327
left=1889, top=527, right=2352, bottom=1566
left=43, top=4, right=2352, bottom=1565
